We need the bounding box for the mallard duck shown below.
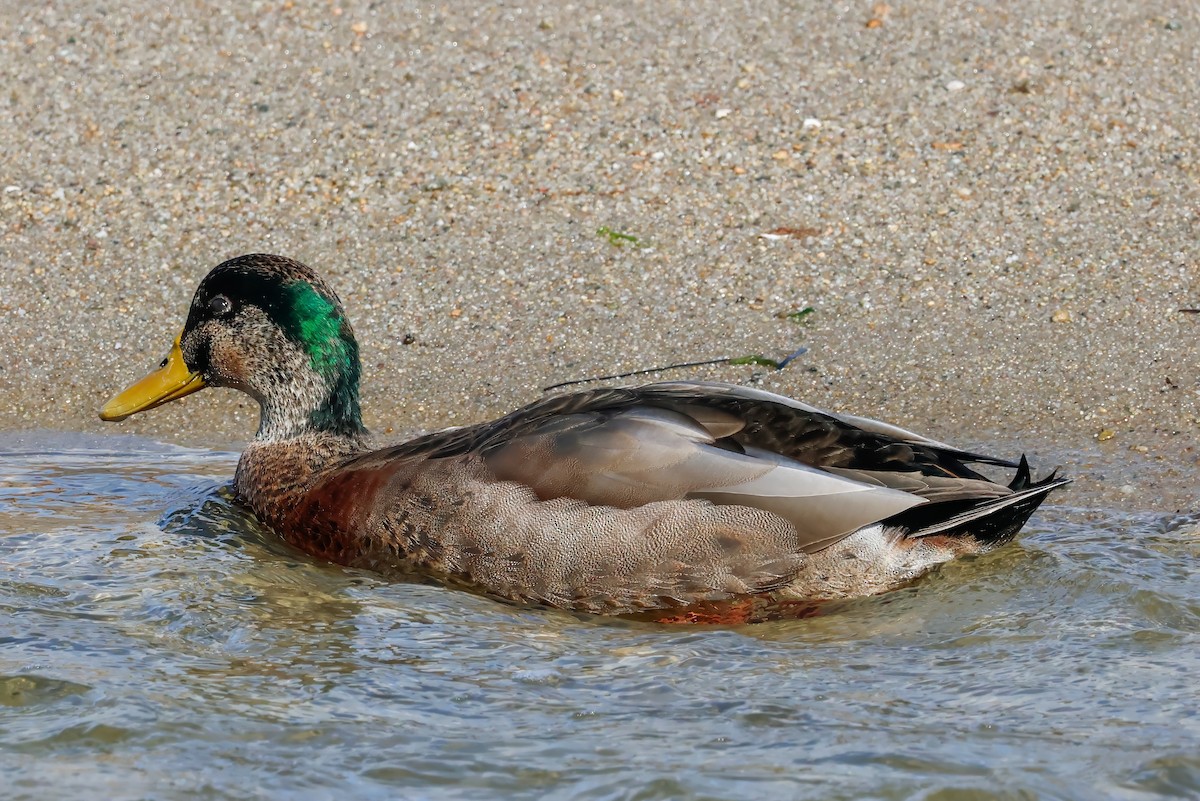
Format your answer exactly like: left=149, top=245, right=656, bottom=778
left=100, top=254, right=1069, bottom=623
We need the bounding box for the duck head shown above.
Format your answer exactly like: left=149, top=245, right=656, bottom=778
left=100, top=254, right=365, bottom=441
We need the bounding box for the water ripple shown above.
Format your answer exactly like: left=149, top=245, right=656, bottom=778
left=0, top=432, right=1196, bottom=800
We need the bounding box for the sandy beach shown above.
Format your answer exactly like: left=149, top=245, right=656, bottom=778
left=2, top=1, right=1197, bottom=511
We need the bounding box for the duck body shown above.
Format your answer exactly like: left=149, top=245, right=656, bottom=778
left=101, top=254, right=1069, bottom=622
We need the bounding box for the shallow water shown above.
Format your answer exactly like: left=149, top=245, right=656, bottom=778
left=1, top=431, right=1197, bottom=801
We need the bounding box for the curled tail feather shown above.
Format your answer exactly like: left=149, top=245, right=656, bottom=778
left=885, top=461, right=1070, bottom=547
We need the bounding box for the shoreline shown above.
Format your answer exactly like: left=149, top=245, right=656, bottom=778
left=2, top=2, right=1196, bottom=513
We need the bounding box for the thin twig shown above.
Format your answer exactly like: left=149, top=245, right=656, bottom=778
left=542, top=346, right=808, bottom=392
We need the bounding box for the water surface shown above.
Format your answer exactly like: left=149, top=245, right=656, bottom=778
left=1, top=432, right=1197, bottom=800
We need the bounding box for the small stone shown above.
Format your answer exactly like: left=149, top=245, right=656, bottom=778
left=866, top=3, right=891, bottom=26
left=1096, top=429, right=1116, bottom=442
left=802, top=118, right=821, bottom=129
left=946, top=80, right=966, bottom=92
left=715, top=108, right=732, bottom=119
left=1051, top=309, right=1071, bottom=323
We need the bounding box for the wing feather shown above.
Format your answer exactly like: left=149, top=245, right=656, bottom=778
left=484, top=406, right=926, bottom=552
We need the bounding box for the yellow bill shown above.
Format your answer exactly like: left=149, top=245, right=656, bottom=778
left=99, top=332, right=206, bottom=421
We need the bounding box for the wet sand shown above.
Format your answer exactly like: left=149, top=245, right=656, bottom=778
left=2, top=1, right=1197, bottom=511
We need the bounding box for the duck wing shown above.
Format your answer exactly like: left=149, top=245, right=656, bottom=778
left=472, top=381, right=1026, bottom=547
left=317, top=382, right=1051, bottom=612
left=641, top=381, right=1019, bottom=479
left=482, top=403, right=928, bottom=554
left=353, top=382, right=1022, bottom=555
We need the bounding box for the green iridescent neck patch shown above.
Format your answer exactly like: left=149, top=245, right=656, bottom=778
left=282, top=282, right=350, bottom=374
left=279, top=281, right=364, bottom=435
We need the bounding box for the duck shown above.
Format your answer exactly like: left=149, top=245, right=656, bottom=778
left=100, top=253, right=1070, bottom=623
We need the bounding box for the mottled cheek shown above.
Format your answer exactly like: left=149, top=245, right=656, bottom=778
left=208, top=338, right=250, bottom=387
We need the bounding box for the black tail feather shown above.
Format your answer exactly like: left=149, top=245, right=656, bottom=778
left=885, top=464, right=1071, bottom=547
left=1007, top=455, right=1033, bottom=490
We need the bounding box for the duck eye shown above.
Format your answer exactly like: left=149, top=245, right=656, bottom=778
left=208, top=295, right=233, bottom=316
